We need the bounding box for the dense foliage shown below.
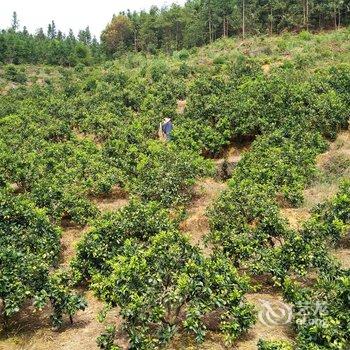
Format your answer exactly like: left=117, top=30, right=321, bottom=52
left=0, top=188, right=86, bottom=328
left=72, top=200, right=176, bottom=281
left=1, top=26, right=350, bottom=350
left=102, top=0, right=350, bottom=55
left=93, top=231, right=255, bottom=349
left=258, top=339, right=293, bottom=350
left=207, top=179, right=287, bottom=264
left=3, top=1, right=350, bottom=65
left=206, top=63, right=350, bottom=269
left=293, top=272, right=350, bottom=349
left=255, top=182, right=350, bottom=349
left=0, top=14, right=103, bottom=66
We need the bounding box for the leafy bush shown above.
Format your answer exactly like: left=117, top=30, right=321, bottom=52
left=0, top=189, right=84, bottom=327
left=97, top=325, right=120, bottom=350
left=293, top=272, right=350, bottom=350
left=231, top=55, right=262, bottom=79
left=149, top=60, right=168, bottom=82
left=177, top=49, right=190, bottom=60
left=299, top=30, right=312, bottom=41
left=72, top=199, right=176, bottom=281
left=34, top=271, right=87, bottom=328
left=308, top=180, right=350, bottom=244
left=207, top=179, right=287, bottom=264
left=258, top=339, right=293, bottom=350
left=181, top=74, right=233, bottom=155
left=213, top=56, right=226, bottom=65
left=130, top=141, right=213, bottom=207
left=84, top=77, right=98, bottom=92
left=4, top=64, right=27, bottom=83
left=259, top=183, right=349, bottom=282
left=233, top=129, right=327, bottom=206
left=178, top=62, right=191, bottom=77
left=93, top=231, right=255, bottom=349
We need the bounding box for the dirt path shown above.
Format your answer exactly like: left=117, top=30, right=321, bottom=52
left=236, top=293, right=294, bottom=349
left=59, top=224, right=89, bottom=267
left=180, top=178, right=227, bottom=249
left=92, top=186, right=129, bottom=213
left=180, top=142, right=251, bottom=249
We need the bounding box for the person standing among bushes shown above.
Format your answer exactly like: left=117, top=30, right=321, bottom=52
left=159, top=117, right=173, bottom=141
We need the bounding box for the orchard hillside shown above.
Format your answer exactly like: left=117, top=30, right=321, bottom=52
left=0, top=22, right=350, bottom=350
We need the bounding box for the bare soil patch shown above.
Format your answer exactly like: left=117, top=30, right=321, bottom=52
left=59, top=225, right=89, bottom=267
left=177, top=100, right=187, bottom=114
left=0, top=292, right=122, bottom=350
left=180, top=178, right=227, bottom=249
left=92, top=186, right=129, bottom=213
left=281, top=130, right=350, bottom=229
left=333, top=249, right=350, bottom=269
left=235, top=293, right=294, bottom=350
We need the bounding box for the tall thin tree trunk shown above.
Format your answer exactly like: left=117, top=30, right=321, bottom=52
left=319, top=13, right=321, bottom=29
left=208, top=6, right=213, bottom=43
left=176, top=21, right=179, bottom=50
left=334, top=3, right=337, bottom=29
left=209, top=20, right=212, bottom=43
left=223, top=17, right=228, bottom=37
left=306, top=0, right=309, bottom=30
left=134, top=32, right=137, bottom=52
left=270, top=6, right=273, bottom=35
left=242, top=0, right=246, bottom=39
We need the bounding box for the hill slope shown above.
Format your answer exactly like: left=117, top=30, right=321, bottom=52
left=1, top=29, right=350, bottom=350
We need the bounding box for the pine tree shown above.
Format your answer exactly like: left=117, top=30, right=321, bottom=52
left=47, top=20, right=57, bottom=39
left=11, top=11, right=19, bottom=31
left=68, top=29, right=76, bottom=42
left=36, top=28, right=46, bottom=39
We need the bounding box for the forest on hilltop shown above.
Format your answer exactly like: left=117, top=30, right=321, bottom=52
left=1, top=0, right=350, bottom=65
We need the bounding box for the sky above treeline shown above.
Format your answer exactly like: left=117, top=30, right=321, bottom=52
left=0, top=0, right=187, bottom=38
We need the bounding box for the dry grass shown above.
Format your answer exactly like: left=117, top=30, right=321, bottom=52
left=281, top=130, right=350, bottom=229
left=306, top=133, right=349, bottom=204
left=177, top=100, right=187, bottom=114
left=92, top=186, right=129, bottom=213
left=59, top=224, right=89, bottom=267
left=235, top=293, right=294, bottom=350
left=333, top=249, right=350, bottom=269
left=0, top=292, right=123, bottom=350
left=280, top=208, right=311, bottom=230
left=331, top=236, right=350, bottom=269
left=262, top=64, right=271, bottom=75
left=180, top=178, right=227, bottom=250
